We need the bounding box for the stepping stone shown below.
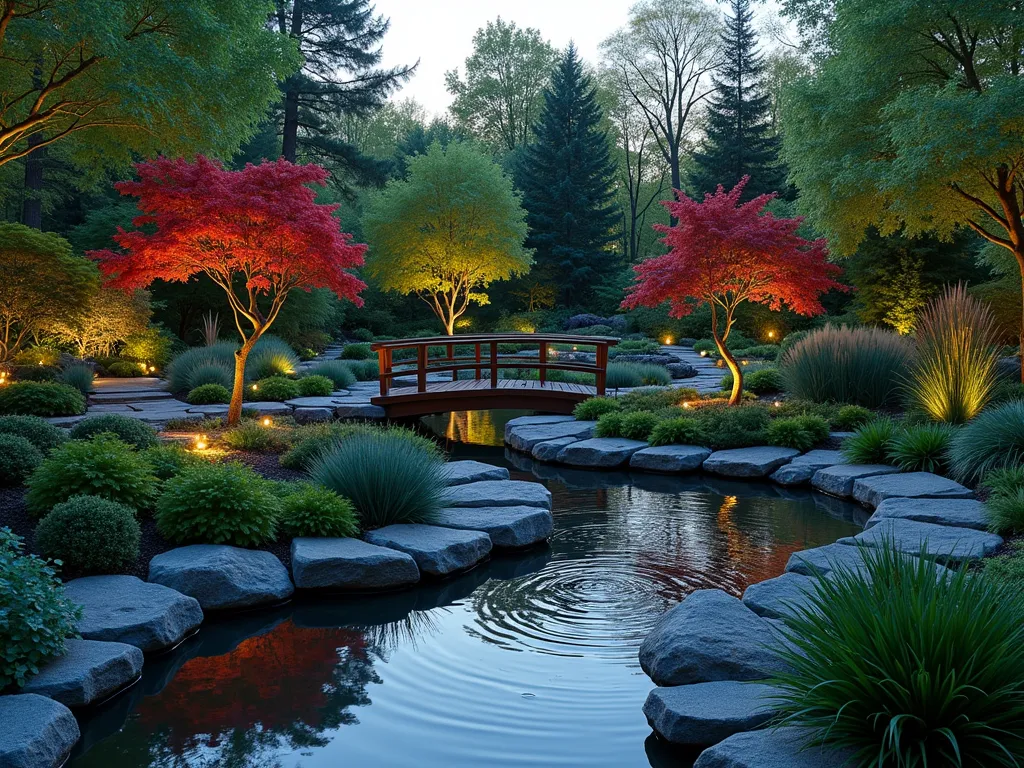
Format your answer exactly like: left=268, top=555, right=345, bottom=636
left=64, top=575, right=203, bottom=653
left=0, top=694, right=80, bottom=768
left=785, top=542, right=872, bottom=578
left=44, top=415, right=89, bottom=427
left=532, top=436, right=580, bottom=461
left=283, top=396, right=350, bottom=408
left=702, top=446, right=800, bottom=478
left=866, top=497, right=990, bottom=531
left=21, top=639, right=143, bottom=707
left=630, top=445, right=711, bottom=473
left=503, top=414, right=575, bottom=441
left=364, top=524, right=492, bottom=576
left=90, top=390, right=172, bottom=403
left=742, top=572, right=820, bottom=620
left=811, top=464, right=901, bottom=497
left=643, top=681, right=782, bottom=746
left=694, top=726, right=855, bottom=768
left=291, top=537, right=419, bottom=590
left=852, top=471, right=973, bottom=508
left=188, top=402, right=293, bottom=416
left=840, top=518, right=1002, bottom=564
left=333, top=403, right=386, bottom=419
left=432, top=505, right=553, bottom=548
left=441, top=460, right=510, bottom=486
left=506, top=419, right=596, bottom=452
left=829, top=431, right=857, bottom=442
left=148, top=545, right=294, bottom=611
left=442, top=480, right=552, bottom=510
left=638, top=589, right=791, bottom=686
left=292, top=407, right=333, bottom=424
left=555, top=437, right=648, bottom=467
left=770, top=449, right=847, bottom=486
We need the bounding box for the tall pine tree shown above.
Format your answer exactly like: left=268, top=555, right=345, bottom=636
left=516, top=45, right=619, bottom=306
left=689, top=0, right=786, bottom=200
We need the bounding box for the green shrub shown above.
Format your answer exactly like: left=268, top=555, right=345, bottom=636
left=887, top=423, right=955, bottom=474
left=107, top=360, right=146, bottom=378
left=308, top=360, right=356, bottom=389
left=59, top=363, right=95, bottom=395
left=141, top=443, right=204, bottom=481
left=340, top=342, right=373, bottom=360
left=0, top=433, right=42, bottom=486
left=949, top=400, right=1024, bottom=482
left=0, top=528, right=82, bottom=689
left=781, top=325, right=914, bottom=408
left=766, top=417, right=817, bottom=452
left=349, top=328, right=374, bottom=342
left=620, top=387, right=696, bottom=413
left=69, top=414, right=159, bottom=449
left=297, top=374, right=334, bottom=397
left=12, top=346, right=60, bottom=367
left=841, top=418, right=898, bottom=464
left=594, top=411, right=625, bottom=437
left=246, top=336, right=299, bottom=379
left=26, top=434, right=158, bottom=517
left=778, top=330, right=809, bottom=356
left=250, top=376, right=299, bottom=401
left=770, top=542, right=1024, bottom=766
left=342, top=359, right=379, bottom=381
left=732, top=344, right=780, bottom=361
left=280, top=422, right=440, bottom=471
left=697, top=405, right=771, bottom=449
left=834, top=404, right=873, bottom=431
left=34, top=495, right=140, bottom=575
left=648, top=417, right=706, bottom=447
left=0, top=381, right=86, bottom=417
left=0, top=415, right=66, bottom=453
left=793, top=414, right=830, bottom=443
left=619, top=411, right=660, bottom=440
left=573, top=397, right=621, bottom=420
left=223, top=421, right=289, bottom=453
left=10, top=364, right=60, bottom=382
left=609, top=340, right=661, bottom=357
left=155, top=462, right=280, bottom=547
left=980, top=466, right=1024, bottom=498
left=187, top=383, right=230, bottom=405
left=986, top=489, right=1024, bottom=536
left=278, top=483, right=359, bottom=538
left=309, top=432, right=446, bottom=529
left=742, top=367, right=783, bottom=394
left=122, top=326, right=174, bottom=368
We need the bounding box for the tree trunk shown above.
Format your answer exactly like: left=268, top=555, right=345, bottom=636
left=21, top=134, right=43, bottom=229
left=228, top=336, right=259, bottom=426
left=714, top=329, right=743, bottom=405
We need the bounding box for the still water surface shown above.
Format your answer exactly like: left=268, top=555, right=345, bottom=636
left=69, top=411, right=865, bottom=768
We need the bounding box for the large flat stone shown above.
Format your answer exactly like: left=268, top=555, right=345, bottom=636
left=364, top=524, right=492, bottom=576
left=769, top=449, right=847, bottom=486
left=643, top=681, right=782, bottom=746
left=638, top=589, right=790, bottom=686
left=0, top=694, right=80, bottom=768
left=333, top=403, right=386, bottom=419
left=291, top=537, right=419, bottom=590
left=441, top=460, right=510, bottom=486
left=148, top=545, right=294, bottom=611
left=742, top=572, right=820, bottom=620
left=866, top=497, right=990, bottom=531
left=506, top=419, right=596, bottom=451
left=432, top=505, right=553, bottom=548
left=840, top=518, right=1002, bottom=563
left=188, top=401, right=293, bottom=416
left=555, top=437, right=648, bottom=467
left=21, top=639, right=143, bottom=707
left=283, top=395, right=351, bottom=408
left=703, top=447, right=800, bottom=478
left=694, top=727, right=855, bottom=768
left=629, top=445, right=711, bottom=473
left=442, top=479, right=552, bottom=510
left=852, top=471, right=973, bottom=508
left=811, top=463, right=901, bottom=497
left=64, top=575, right=203, bottom=653
left=531, top=436, right=580, bottom=461
left=292, top=407, right=333, bottom=424
left=503, top=414, right=575, bottom=442
left=785, top=542, right=871, bottom=578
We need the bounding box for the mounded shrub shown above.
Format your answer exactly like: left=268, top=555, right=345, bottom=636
left=277, top=482, right=359, bottom=538
left=280, top=423, right=440, bottom=471
left=573, top=397, right=621, bottom=421
left=142, top=443, right=204, bottom=481
left=594, top=411, right=625, bottom=438
left=648, top=417, right=706, bottom=447
left=609, top=339, right=662, bottom=357
left=10, top=364, right=60, bottom=382
left=0, top=433, right=43, bottom=486
left=605, top=363, right=643, bottom=389
left=155, top=462, right=280, bottom=547
left=742, top=367, right=783, bottom=394
left=349, top=327, right=374, bottom=342
left=619, top=411, right=660, bottom=441
left=59, top=363, right=95, bottom=395
left=342, top=359, right=379, bottom=381
left=297, top=374, right=334, bottom=397
left=308, top=360, right=356, bottom=389
left=793, top=414, right=830, bottom=443
left=949, top=400, right=1024, bottom=482
left=766, top=417, right=817, bottom=452
left=250, top=376, right=299, bottom=402
left=107, top=360, right=146, bottom=378
left=0, top=528, right=81, bottom=689
left=187, top=383, right=230, bottom=405
left=340, top=342, right=373, bottom=360
left=0, top=415, right=66, bottom=453
left=69, top=414, right=159, bottom=449
left=732, top=344, right=780, bottom=361
left=0, top=381, right=85, bottom=417
left=887, top=423, right=954, bottom=474
left=834, top=404, right=873, bottom=431
left=167, top=336, right=299, bottom=394
left=620, top=387, right=696, bottom=413
left=34, top=495, right=141, bottom=575
left=697, top=405, right=771, bottom=449
left=841, top=418, right=898, bottom=465
left=222, top=421, right=289, bottom=453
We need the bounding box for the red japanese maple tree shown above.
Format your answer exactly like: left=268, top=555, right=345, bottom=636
left=622, top=178, right=845, bottom=405
left=92, top=156, right=366, bottom=424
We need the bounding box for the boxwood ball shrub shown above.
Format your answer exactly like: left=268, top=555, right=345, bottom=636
left=573, top=397, right=621, bottom=421
left=0, top=528, right=82, bottom=689
left=770, top=543, right=1024, bottom=766
left=887, top=423, right=954, bottom=474
left=69, top=414, right=159, bottom=449
left=0, top=381, right=86, bottom=417
left=0, top=415, right=66, bottom=453
left=648, top=417, right=706, bottom=447
left=742, top=367, right=783, bottom=394
left=278, top=482, right=359, bottom=538
left=308, top=360, right=356, bottom=389
left=186, top=383, right=230, bottom=405
left=0, top=433, right=43, bottom=486
left=250, top=376, right=300, bottom=402
left=297, top=374, right=334, bottom=397
left=949, top=400, right=1024, bottom=482
left=59, top=363, right=95, bottom=395
left=340, top=342, right=373, bottom=360
left=34, top=495, right=141, bottom=575
left=841, top=418, right=898, bottom=465
left=26, top=434, right=158, bottom=517
left=156, top=462, right=280, bottom=547
left=834, top=404, right=873, bottom=431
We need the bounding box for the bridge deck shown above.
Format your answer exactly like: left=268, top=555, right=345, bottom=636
left=371, top=378, right=597, bottom=417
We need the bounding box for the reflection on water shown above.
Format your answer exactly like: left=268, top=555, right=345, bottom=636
left=69, top=411, right=865, bottom=768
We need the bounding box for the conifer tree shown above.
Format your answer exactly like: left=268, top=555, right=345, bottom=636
left=517, top=45, right=619, bottom=305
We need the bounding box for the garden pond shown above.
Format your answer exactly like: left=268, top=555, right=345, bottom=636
left=68, top=410, right=866, bottom=768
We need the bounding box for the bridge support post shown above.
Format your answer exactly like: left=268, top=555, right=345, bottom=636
left=596, top=343, right=608, bottom=396
left=539, top=342, right=547, bottom=387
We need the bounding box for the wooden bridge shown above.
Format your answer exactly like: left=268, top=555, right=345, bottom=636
left=370, top=334, right=619, bottom=418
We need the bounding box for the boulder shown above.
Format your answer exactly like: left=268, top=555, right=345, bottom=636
left=555, top=437, right=648, bottom=468
left=291, top=537, right=419, bottom=590
left=64, top=575, right=203, bottom=653
left=148, top=545, right=294, bottom=611
left=0, top=694, right=80, bottom=768
left=442, top=480, right=552, bottom=510
left=532, top=436, right=580, bottom=461
left=292, top=407, right=333, bottom=424
left=866, top=497, right=990, bottom=531
left=840, top=518, right=1002, bottom=564
left=851, top=471, right=973, bottom=508
left=432, top=506, right=554, bottom=548
left=334, top=403, right=386, bottom=419
left=21, top=639, right=143, bottom=707
left=666, top=362, right=698, bottom=379
left=506, top=419, right=596, bottom=452
left=643, top=681, right=782, bottom=746
left=610, top=353, right=677, bottom=365
left=440, top=460, right=510, bottom=486
left=810, top=464, right=901, bottom=497
left=283, top=396, right=349, bottom=408
left=742, top=572, right=819, bottom=620
left=638, top=589, right=791, bottom=686
left=629, top=444, right=711, bottom=473
left=769, top=450, right=847, bottom=486
left=364, top=524, right=492, bottom=576
left=703, top=447, right=800, bottom=478
left=503, top=414, right=574, bottom=442
left=785, top=542, right=870, bottom=578
left=694, top=727, right=856, bottom=768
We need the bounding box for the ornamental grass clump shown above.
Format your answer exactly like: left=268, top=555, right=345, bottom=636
left=59, top=363, right=95, bottom=395
left=905, top=285, right=1000, bottom=424
left=69, top=414, right=159, bottom=449
left=309, top=431, right=446, bottom=529
left=308, top=360, right=356, bottom=389
left=280, top=422, right=440, bottom=471
left=948, top=400, right=1024, bottom=482
left=34, top=495, right=141, bottom=575
left=841, top=417, right=898, bottom=464
left=887, top=423, right=955, bottom=474
left=770, top=542, right=1024, bottom=766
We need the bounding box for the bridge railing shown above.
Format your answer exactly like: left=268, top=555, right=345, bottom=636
left=370, top=333, right=620, bottom=398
